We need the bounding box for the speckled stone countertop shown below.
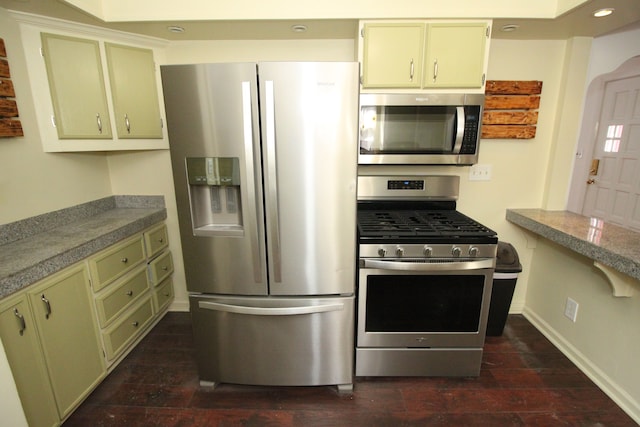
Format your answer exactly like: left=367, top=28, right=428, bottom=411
left=506, top=209, right=640, bottom=281
left=0, top=196, right=166, bottom=299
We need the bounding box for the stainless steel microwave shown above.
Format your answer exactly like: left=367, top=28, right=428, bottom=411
left=359, top=93, right=484, bottom=166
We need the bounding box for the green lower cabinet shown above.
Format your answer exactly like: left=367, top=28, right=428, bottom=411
left=0, top=295, right=59, bottom=427
left=27, top=264, right=106, bottom=419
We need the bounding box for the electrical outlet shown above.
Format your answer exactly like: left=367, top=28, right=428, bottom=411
left=469, top=164, right=492, bottom=181
left=564, top=297, right=579, bottom=322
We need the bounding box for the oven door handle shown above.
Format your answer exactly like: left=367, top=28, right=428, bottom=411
left=361, top=258, right=495, bottom=271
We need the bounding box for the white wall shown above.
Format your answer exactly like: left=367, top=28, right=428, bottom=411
left=522, top=25, right=640, bottom=423
left=461, top=38, right=570, bottom=312
left=0, top=8, right=112, bottom=225
left=164, top=39, right=356, bottom=64
left=0, top=340, right=27, bottom=427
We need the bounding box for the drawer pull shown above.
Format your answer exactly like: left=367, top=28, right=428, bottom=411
left=121, top=257, right=129, bottom=263
left=164, top=293, right=170, bottom=297
left=162, top=266, right=168, bottom=271
left=14, top=309, right=26, bottom=336
left=126, top=290, right=134, bottom=296
left=41, top=294, right=52, bottom=319
left=158, top=238, right=164, bottom=243
left=132, top=321, right=139, bottom=327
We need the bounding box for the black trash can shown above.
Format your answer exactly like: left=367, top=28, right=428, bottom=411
left=486, top=241, right=522, bottom=336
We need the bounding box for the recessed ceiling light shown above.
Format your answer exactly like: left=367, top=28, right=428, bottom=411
left=593, top=8, right=614, bottom=17
left=291, top=24, right=308, bottom=33
left=501, top=24, right=520, bottom=32
left=167, top=25, right=185, bottom=33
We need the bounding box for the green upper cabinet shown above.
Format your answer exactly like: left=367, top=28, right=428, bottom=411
left=362, top=23, right=425, bottom=89
left=41, top=33, right=112, bottom=139
left=359, top=20, right=491, bottom=92
left=423, top=23, right=489, bottom=88
left=105, top=43, right=163, bottom=139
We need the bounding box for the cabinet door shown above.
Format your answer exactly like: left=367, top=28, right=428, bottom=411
left=423, top=23, right=488, bottom=88
left=41, top=33, right=112, bottom=139
left=362, top=23, right=425, bottom=88
left=0, top=296, right=59, bottom=427
left=105, top=43, right=163, bottom=139
left=28, top=264, right=105, bottom=418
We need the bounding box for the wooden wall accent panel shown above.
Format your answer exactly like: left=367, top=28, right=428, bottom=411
left=482, top=80, right=542, bottom=139
left=0, top=38, right=24, bottom=138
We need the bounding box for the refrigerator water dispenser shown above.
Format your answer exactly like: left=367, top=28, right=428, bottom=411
left=186, top=157, right=243, bottom=237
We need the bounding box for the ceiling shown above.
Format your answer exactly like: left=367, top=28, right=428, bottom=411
left=0, top=0, right=639, bottom=41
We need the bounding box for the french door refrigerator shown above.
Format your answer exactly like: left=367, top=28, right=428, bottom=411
left=160, top=62, right=359, bottom=390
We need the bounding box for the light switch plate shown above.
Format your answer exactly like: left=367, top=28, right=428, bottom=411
left=469, top=164, right=492, bottom=181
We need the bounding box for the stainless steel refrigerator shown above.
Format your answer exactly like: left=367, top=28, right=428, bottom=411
left=160, top=62, right=359, bottom=390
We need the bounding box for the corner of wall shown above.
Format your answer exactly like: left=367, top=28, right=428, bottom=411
left=541, top=36, right=592, bottom=210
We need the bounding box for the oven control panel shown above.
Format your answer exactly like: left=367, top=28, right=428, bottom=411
left=387, top=180, right=424, bottom=190
left=360, top=244, right=497, bottom=260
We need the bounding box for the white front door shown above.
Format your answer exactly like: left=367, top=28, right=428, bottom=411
left=582, top=74, right=640, bottom=231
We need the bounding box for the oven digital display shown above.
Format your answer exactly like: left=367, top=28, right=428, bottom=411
left=387, top=180, right=424, bottom=190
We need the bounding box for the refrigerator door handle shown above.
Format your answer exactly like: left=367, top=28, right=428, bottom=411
left=264, top=80, right=282, bottom=282
left=241, top=81, right=263, bottom=283
left=198, top=301, right=344, bottom=316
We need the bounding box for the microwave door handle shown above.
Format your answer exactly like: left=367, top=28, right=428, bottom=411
left=452, top=106, right=465, bottom=154
left=362, top=258, right=495, bottom=271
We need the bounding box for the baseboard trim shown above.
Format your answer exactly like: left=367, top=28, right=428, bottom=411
left=523, top=307, right=640, bottom=424
left=168, top=300, right=190, bottom=312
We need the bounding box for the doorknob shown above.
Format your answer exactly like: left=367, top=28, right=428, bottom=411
left=587, top=179, right=595, bottom=185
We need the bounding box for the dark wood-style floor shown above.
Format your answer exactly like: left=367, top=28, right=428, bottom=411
left=64, top=313, right=637, bottom=426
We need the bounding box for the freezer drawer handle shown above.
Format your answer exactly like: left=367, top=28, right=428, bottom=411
left=198, top=301, right=344, bottom=316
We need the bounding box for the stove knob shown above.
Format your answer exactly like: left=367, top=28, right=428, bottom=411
left=396, top=246, right=404, bottom=257
left=423, top=246, right=433, bottom=257
left=452, top=246, right=462, bottom=257
left=469, top=246, right=479, bottom=257
left=378, top=248, right=387, bottom=257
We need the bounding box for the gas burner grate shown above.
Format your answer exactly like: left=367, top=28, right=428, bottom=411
left=358, top=210, right=495, bottom=238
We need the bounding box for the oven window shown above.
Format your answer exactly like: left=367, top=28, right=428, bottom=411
left=365, top=275, right=485, bottom=332
left=360, top=106, right=456, bottom=154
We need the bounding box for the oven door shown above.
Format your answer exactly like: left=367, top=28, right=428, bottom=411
left=357, top=258, right=494, bottom=349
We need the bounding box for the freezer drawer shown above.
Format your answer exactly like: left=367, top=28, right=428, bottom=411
left=189, top=294, right=354, bottom=387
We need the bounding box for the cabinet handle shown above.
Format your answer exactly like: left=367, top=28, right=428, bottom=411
left=121, top=257, right=129, bottom=263
left=162, top=266, right=168, bottom=271
left=409, top=58, right=414, bottom=82
left=126, top=290, right=133, bottom=296
left=96, top=113, right=103, bottom=134
left=132, top=321, right=139, bottom=327
left=158, top=238, right=164, bottom=243
left=14, top=309, right=26, bottom=336
left=41, top=294, right=52, bottom=319
left=433, top=59, right=438, bottom=83
left=124, top=114, right=131, bottom=134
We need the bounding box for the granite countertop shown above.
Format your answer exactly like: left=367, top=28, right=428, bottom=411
left=506, top=209, right=640, bottom=281
left=0, top=196, right=167, bottom=299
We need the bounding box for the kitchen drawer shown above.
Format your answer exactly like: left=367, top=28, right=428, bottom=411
left=144, top=223, right=169, bottom=259
left=94, top=265, right=149, bottom=328
left=102, top=296, right=154, bottom=361
left=90, top=234, right=145, bottom=291
left=153, top=277, right=174, bottom=313
left=149, top=250, right=173, bottom=286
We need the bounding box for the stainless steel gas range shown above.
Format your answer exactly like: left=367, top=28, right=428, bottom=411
left=356, top=175, right=498, bottom=377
